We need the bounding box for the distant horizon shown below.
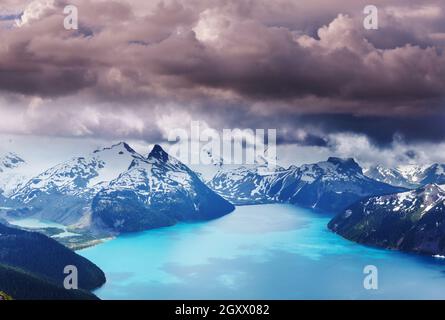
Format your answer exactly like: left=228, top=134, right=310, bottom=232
left=1, top=135, right=444, bottom=177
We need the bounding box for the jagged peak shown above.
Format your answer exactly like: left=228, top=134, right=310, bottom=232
left=327, top=157, right=356, bottom=164
left=326, top=157, right=361, bottom=170
left=93, top=142, right=136, bottom=154
left=315, top=157, right=363, bottom=175
left=148, top=144, right=169, bottom=162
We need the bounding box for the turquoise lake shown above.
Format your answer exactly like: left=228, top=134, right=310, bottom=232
left=80, top=204, right=445, bottom=299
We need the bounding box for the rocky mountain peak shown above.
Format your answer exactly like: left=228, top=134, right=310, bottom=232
left=148, top=144, right=169, bottom=162
left=326, top=157, right=362, bottom=173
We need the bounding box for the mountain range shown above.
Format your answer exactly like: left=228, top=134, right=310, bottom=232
left=2, top=141, right=445, bottom=262
left=209, top=157, right=405, bottom=212
left=3, top=144, right=444, bottom=232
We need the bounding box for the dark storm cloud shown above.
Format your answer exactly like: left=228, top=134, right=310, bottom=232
left=194, top=111, right=445, bottom=148
left=292, top=113, right=445, bottom=146
left=276, top=133, right=329, bottom=147
left=0, top=0, right=444, bottom=144
left=0, top=67, right=96, bottom=97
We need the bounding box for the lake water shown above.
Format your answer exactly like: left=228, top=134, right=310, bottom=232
left=80, top=204, right=445, bottom=299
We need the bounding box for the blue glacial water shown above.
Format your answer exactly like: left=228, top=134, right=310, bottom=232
left=80, top=204, right=445, bottom=299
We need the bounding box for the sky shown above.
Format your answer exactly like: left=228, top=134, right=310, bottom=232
left=0, top=0, right=445, bottom=169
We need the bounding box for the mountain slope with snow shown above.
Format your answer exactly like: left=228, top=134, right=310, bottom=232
left=209, top=165, right=285, bottom=205
left=329, top=184, right=445, bottom=255
left=92, top=145, right=235, bottom=232
left=9, top=143, right=144, bottom=224
left=363, top=165, right=417, bottom=188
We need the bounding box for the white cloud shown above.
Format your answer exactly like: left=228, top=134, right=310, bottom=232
left=16, top=0, right=54, bottom=27
left=193, top=9, right=230, bottom=43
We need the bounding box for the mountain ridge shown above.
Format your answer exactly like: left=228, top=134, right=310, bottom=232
left=209, top=156, right=404, bottom=212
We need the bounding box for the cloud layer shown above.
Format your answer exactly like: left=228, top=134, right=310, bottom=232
left=0, top=0, right=444, bottom=150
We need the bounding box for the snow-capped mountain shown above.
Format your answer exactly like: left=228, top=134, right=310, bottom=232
left=396, top=164, right=428, bottom=185
left=9, top=143, right=145, bottom=224
left=363, top=165, right=418, bottom=188
left=92, top=145, right=235, bottom=232
left=209, top=157, right=404, bottom=212
left=365, top=164, right=445, bottom=188
left=329, top=184, right=445, bottom=256
left=0, top=153, right=29, bottom=198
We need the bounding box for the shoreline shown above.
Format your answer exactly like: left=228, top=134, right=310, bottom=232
left=72, top=236, right=115, bottom=251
